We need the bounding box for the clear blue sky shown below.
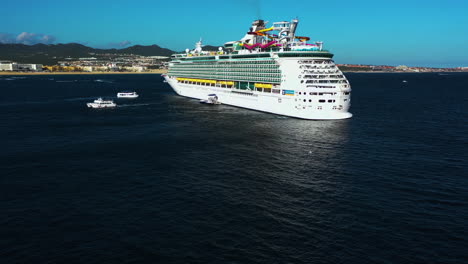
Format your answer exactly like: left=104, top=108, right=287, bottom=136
left=1, top=0, right=467, bottom=67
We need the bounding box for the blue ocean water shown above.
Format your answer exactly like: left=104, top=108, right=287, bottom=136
left=0, top=73, right=467, bottom=263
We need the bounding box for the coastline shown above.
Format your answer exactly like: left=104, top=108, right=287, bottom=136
left=2, top=70, right=465, bottom=76
left=0, top=70, right=168, bottom=76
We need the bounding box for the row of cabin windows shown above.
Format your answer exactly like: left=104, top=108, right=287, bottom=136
left=297, top=99, right=337, bottom=103
left=306, top=80, right=348, bottom=84
left=174, top=61, right=279, bottom=67
left=298, top=60, right=334, bottom=64
left=175, top=59, right=277, bottom=63
left=171, top=67, right=280, bottom=73
left=178, top=80, right=281, bottom=94
left=298, top=91, right=338, bottom=96
left=171, top=68, right=279, bottom=73
left=217, top=60, right=276, bottom=64
left=299, top=65, right=337, bottom=70
left=306, top=84, right=351, bottom=89
left=302, top=70, right=341, bottom=74
left=174, top=74, right=281, bottom=82
left=171, top=69, right=281, bottom=73
left=179, top=80, right=233, bottom=88
left=179, top=79, right=279, bottom=86
left=171, top=67, right=279, bottom=71
left=301, top=79, right=344, bottom=83
left=173, top=64, right=279, bottom=68
left=170, top=70, right=281, bottom=75
left=301, top=75, right=345, bottom=79
left=172, top=70, right=279, bottom=75
left=171, top=70, right=281, bottom=76
left=231, top=91, right=256, bottom=96
left=172, top=63, right=279, bottom=69
left=305, top=85, right=336, bottom=89
left=177, top=78, right=281, bottom=83
left=170, top=68, right=276, bottom=71
left=298, top=91, right=350, bottom=96
left=300, top=71, right=339, bottom=75
left=231, top=87, right=282, bottom=94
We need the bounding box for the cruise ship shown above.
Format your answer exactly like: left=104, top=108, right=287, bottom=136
left=163, top=19, right=352, bottom=120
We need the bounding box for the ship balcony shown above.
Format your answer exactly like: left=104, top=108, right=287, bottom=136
left=301, top=70, right=341, bottom=74
left=301, top=74, right=345, bottom=79
left=304, top=79, right=348, bottom=84
left=299, top=66, right=337, bottom=70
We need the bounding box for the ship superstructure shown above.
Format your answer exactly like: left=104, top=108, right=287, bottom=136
left=163, top=19, right=352, bottom=120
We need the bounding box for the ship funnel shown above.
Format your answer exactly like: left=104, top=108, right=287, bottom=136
left=241, top=19, right=266, bottom=44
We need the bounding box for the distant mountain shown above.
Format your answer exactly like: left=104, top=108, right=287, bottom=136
left=108, top=44, right=175, bottom=57
left=0, top=43, right=176, bottom=65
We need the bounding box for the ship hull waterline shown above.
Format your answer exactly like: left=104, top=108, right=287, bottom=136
left=164, top=76, right=352, bottom=120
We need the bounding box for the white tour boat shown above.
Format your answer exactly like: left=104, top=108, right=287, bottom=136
left=87, top=98, right=117, bottom=108
left=117, top=91, right=139, bottom=98
left=200, top=94, right=221, bottom=104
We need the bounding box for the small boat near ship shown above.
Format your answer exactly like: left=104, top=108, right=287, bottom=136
left=200, top=94, right=221, bottom=105
left=87, top=98, right=116, bottom=108
left=117, top=91, right=139, bottom=98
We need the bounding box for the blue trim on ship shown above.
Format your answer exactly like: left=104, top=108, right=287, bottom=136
left=282, top=90, right=295, bottom=95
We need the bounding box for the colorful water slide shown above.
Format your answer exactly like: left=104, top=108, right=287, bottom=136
left=247, top=27, right=275, bottom=37
left=247, top=31, right=268, bottom=36
left=247, top=31, right=277, bottom=40
left=241, top=40, right=279, bottom=50
left=295, top=36, right=310, bottom=41
left=257, top=27, right=274, bottom=33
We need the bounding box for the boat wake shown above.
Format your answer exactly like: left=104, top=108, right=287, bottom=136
left=94, top=79, right=114, bottom=83
left=64, top=97, right=100, bottom=102
left=0, top=77, right=27, bottom=81
left=117, top=103, right=152, bottom=108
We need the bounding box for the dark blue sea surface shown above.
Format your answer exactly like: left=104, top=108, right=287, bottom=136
left=1, top=73, right=467, bottom=263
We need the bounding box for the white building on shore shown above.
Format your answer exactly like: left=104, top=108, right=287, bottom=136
left=0, top=62, right=43, bottom=71
left=0, top=63, right=15, bottom=71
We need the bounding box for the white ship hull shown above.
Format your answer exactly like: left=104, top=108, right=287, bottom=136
left=117, top=93, right=139, bottom=98
left=164, top=76, right=352, bottom=120
left=87, top=103, right=116, bottom=108
left=86, top=98, right=116, bottom=108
